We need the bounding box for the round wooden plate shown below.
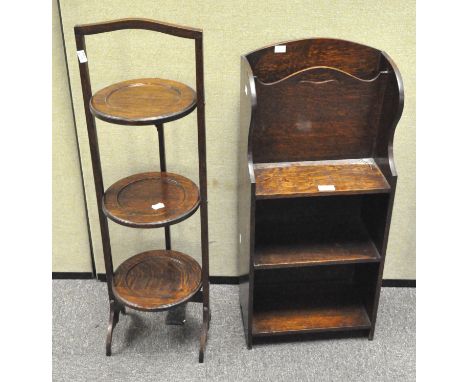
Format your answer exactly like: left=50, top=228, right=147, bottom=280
left=103, top=172, right=200, bottom=228
left=90, top=78, right=197, bottom=125
left=112, top=250, right=202, bottom=311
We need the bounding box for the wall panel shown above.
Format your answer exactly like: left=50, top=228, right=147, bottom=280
left=53, top=0, right=92, bottom=272
left=57, top=0, right=415, bottom=278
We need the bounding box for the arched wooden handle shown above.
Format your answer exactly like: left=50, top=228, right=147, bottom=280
left=74, top=17, right=202, bottom=39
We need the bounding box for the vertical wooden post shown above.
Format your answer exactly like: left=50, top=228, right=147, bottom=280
left=195, top=35, right=210, bottom=310
left=195, top=34, right=210, bottom=362
left=156, top=123, right=171, bottom=250
left=74, top=31, right=115, bottom=301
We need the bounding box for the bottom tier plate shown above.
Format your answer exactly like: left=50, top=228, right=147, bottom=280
left=112, top=250, right=202, bottom=311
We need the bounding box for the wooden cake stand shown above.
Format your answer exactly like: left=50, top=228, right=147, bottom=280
left=75, top=18, right=210, bottom=362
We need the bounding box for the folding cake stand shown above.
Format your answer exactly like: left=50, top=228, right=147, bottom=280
left=74, top=18, right=210, bottom=362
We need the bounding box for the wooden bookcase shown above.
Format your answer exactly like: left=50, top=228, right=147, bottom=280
left=74, top=18, right=210, bottom=362
left=238, top=38, right=404, bottom=348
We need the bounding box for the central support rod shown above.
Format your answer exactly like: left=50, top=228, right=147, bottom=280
left=156, top=123, right=171, bottom=250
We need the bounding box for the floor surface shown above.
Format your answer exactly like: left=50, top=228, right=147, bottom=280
left=53, top=280, right=415, bottom=381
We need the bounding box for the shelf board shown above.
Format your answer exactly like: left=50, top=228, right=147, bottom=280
left=252, top=283, right=371, bottom=337
left=90, top=78, right=197, bottom=125
left=254, top=220, right=380, bottom=269
left=103, top=171, right=200, bottom=228
left=254, top=158, right=390, bottom=199
left=112, top=250, right=202, bottom=312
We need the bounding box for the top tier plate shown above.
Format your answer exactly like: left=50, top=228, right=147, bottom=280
left=90, top=78, right=197, bottom=125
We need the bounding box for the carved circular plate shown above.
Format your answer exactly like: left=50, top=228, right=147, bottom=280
left=103, top=172, right=200, bottom=228
left=112, top=250, right=202, bottom=311
left=90, top=78, right=197, bottom=125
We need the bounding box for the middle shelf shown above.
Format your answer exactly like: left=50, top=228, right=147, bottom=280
left=103, top=171, right=200, bottom=228
left=254, top=194, right=386, bottom=269
left=254, top=218, right=380, bottom=269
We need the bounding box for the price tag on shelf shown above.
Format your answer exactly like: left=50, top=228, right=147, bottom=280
left=151, top=202, right=165, bottom=210
left=274, top=45, right=286, bottom=53
left=76, top=50, right=88, bottom=63
left=318, top=185, right=336, bottom=192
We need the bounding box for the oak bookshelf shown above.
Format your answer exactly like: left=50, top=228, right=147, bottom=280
left=238, top=38, right=404, bottom=347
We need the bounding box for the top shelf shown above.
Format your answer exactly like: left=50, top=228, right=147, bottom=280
left=90, top=78, right=197, bottom=126
left=254, top=158, right=390, bottom=199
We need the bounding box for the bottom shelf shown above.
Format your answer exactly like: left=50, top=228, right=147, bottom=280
left=112, top=250, right=202, bottom=312
left=252, top=283, right=371, bottom=337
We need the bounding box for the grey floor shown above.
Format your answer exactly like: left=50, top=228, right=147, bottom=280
left=53, top=280, right=415, bottom=382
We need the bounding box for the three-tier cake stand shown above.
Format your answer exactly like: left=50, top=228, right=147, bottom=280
left=74, top=18, right=210, bottom=362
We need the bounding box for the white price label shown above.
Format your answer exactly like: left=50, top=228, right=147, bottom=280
left=274, top=45, right=286, bottom=53
left=77, top=50, right=88, bottom=63
left=318, top=185, right=336, bottom=192
left=151, top=202, right=165, bottom=210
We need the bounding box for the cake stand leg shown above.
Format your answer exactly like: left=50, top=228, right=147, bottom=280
left=165, top=303, right=187, bottom=325
left=198, top=306, right=210, bottom=363
left=106, top=300, right=120, bottom=356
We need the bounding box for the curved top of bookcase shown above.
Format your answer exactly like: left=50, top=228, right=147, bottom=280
left=245, top=38, right=386, bottom=83
left=242, top=38, right=404, bottom=175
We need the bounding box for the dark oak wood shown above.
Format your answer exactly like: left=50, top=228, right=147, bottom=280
left=112, top=250, right=202, bottom=311
left=75, top=31, right=115, bottom=304
left=90, top=78, right=197, bottom=126
left=254, top=220, right=380, bottom=269
left=254, top=196, right=381, bottom=270
left=238, top=38, right=403, bottom=347
left=75, top=18, right=210, bottom=362
left=248, top=38, right=381, bottom=84
left=156, top=124, right=172, bottom=250
left=103, top=171, right=200, bottom=228
left=75, top=18, right=202, bottom=39
left=106, top=300, right=125, bottom=356
left=252, top=67, right=387, bottom=163
left=252, top=282, right=371, bottom=336
left=254, top=159, right=390, bottom=199
left=194, top=35, right=211, bottom=362
left=237, top=55, right=256, bottom=349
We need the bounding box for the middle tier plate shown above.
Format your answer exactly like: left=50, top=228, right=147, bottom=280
left=103, top=171, right=200, bottom=228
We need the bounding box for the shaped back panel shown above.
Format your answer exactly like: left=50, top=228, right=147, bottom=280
left=248, top=38, right=381, bottom=83
left=247, top=39, right=390, bottom=163
left=253, top=67, right=387, bottom=162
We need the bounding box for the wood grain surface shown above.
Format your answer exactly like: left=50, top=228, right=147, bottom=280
left=75, top=17, right=211, bottom=361
left=254, top=159, right=390, bottom=199
left=103, top=171, right=200, bottom=228
left=254, top=219, right=380, bottom=269
left=247, top=38, right=381, bottom=83
left=238, top=38, right=404, bottom=346
left=112, top=250, right=202, bottom=311
left=254, top=197, right=380, bottom=269
left=252, top=68, right=387, bottom=163
left=90, top=78, right=197, bottom=125
left=74, top=18, right=202, bottom=39
left=252, top=282, right=371, bottom=336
